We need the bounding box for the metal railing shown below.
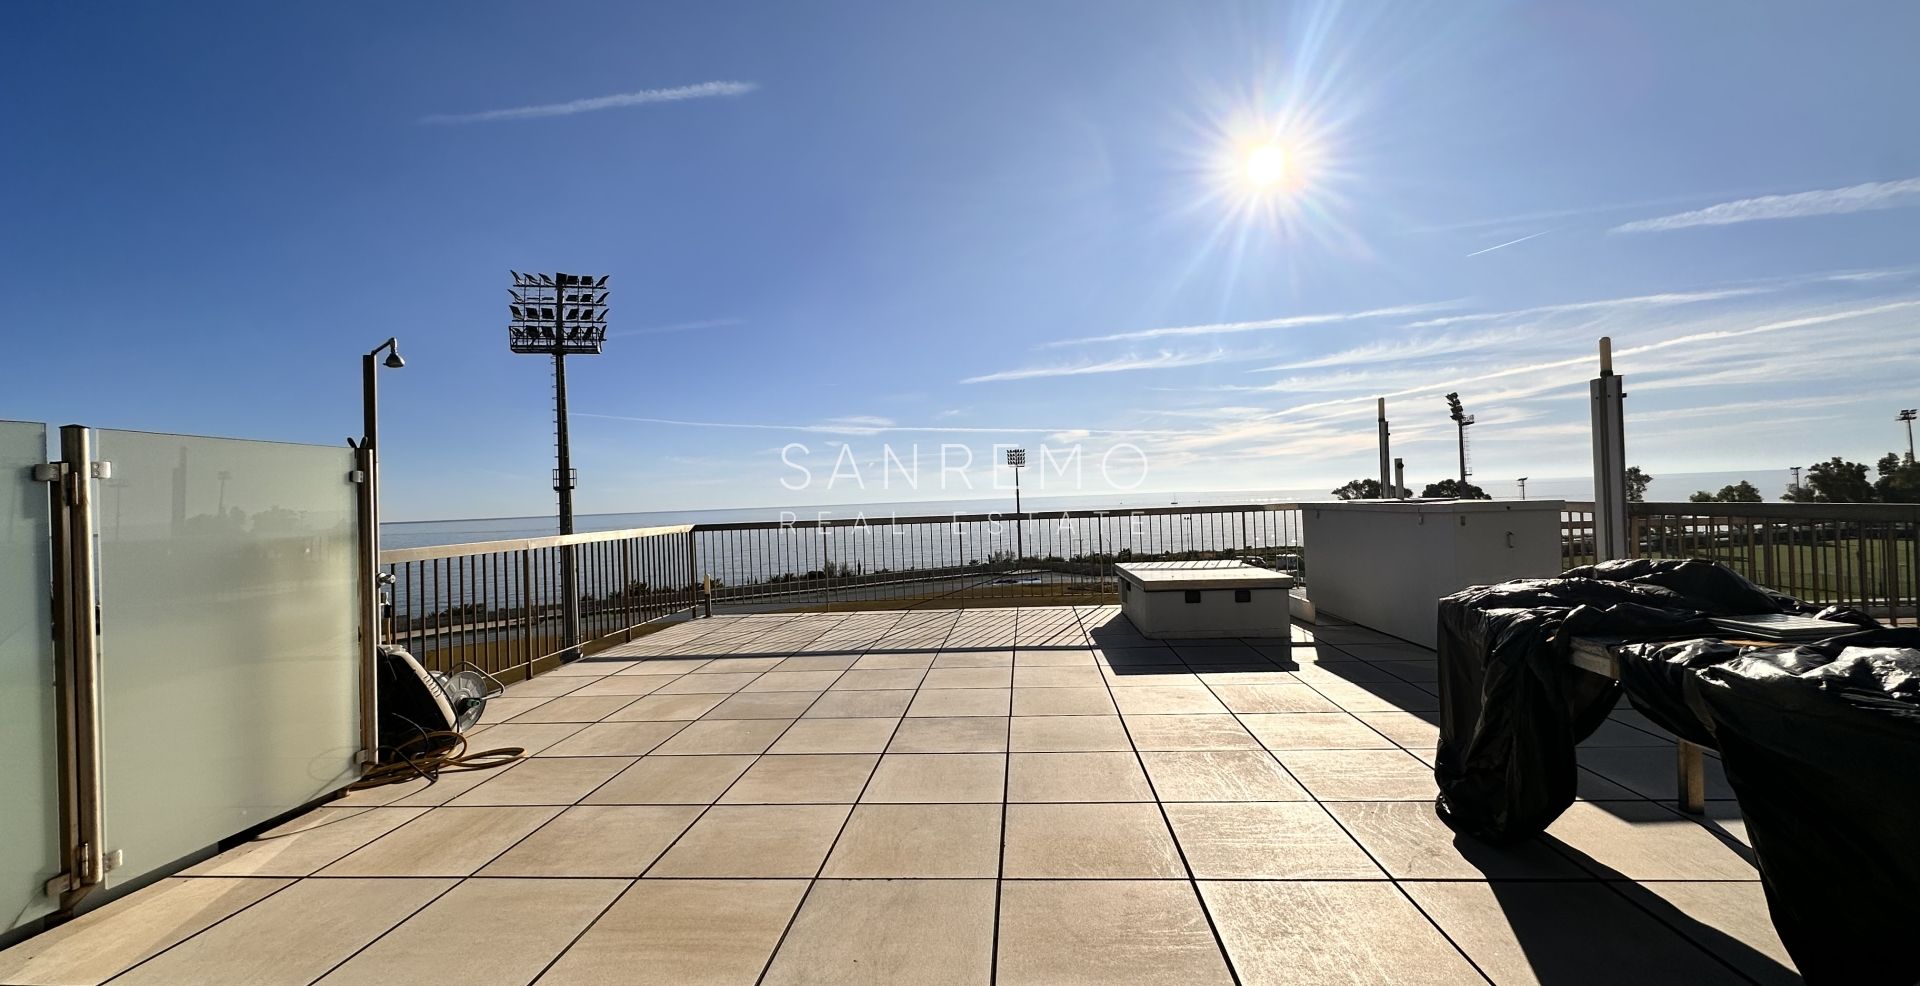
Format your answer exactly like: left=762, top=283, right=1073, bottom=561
left=1628, top=501, right=1919, bottom=624
left=692, top=503, right=1306, bottom=613
left=380, top=524, right=695, bottom=678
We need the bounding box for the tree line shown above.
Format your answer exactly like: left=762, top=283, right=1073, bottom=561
left=1332, top=453, right=1920, bottom=505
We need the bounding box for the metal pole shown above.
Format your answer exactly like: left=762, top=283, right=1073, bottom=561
left=1591, top=337, right=1629, bottom=560
left=1456, top=420, right=1468, bottom=487
left=356, top=352, right=380, bottom=761
left=1393, top=458, right=1405, bottom=500
left=1013, top=465, right=1023, bottom=562
left=553, top=343, right=581, bottom=659
left=57, top=425, right=104, bottom=906
left=1376, top=398, right=1391, bottom=499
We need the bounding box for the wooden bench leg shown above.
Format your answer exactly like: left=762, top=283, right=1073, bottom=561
left=1676, top=741, right=1706, bottom=814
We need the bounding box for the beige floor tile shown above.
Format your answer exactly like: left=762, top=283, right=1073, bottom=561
left=719, top=753, right=879, bottom=803
left=821, top=803, right=1002, bottom=877
left=1404, top=881, right=1750, bottom=985
left=1191, top=669, right=1298, bottom=685
left=1279, top=748, right=1436, bottom=800
left=564, top=675, right=669, bottom=697
left=1208, top=683, right=1341, bottom=714
left=1013, top=665, right=1105, bottom=687
left=704, top=690, right=822, bottom=719
left=1123, top=714, right=1262, bottom=751
left=776, top=655, right=859, bottom=672
left=803, top=689, right=915, bottom=718
left=651, top=718, right=793, bottom=755
left=1010, top=686, right=1115, bottom=716
left=113, top=877, right=455, bottom=986
left=507, top=695, right=639, bottom=723
left=1353, top=710, right=1440, bottom=751
left=933, top=650, right=1014, bottom=668
left=1013, top=648, right=1097, bottom=666
left=1237, top=711, right=1395, bottom=750
left=549, top=660, right=636, bottom=675
left=319, top=806, right=561, bottom=876
left=1579, top=745, right=1736, bottom=804
left=1166, top=802, right=1382, bottom=878
left=1546, top=801, right=1759, bottom=880
left=537, top=720, right=688, bottom=757
left=479, top=696, right=553, bottom=724
left=480, top=804, right=702, bottom=876
left=1201, top=881, right=1481, bottom=986
left=314, top=878, right=625, bottom=986
left=617, top=657, right=713, bottom=675
left=697, top=657, right=786, bottom=673
left=1103, top=666, right=1201, bottom=687
left=537, top=879, right=807, bottom=986
left=1326, top=801, right=1585, bottom=879
left=997, top=881, right=1232, bottom=986
left=906, top=687, right=1011, bottom=717
left=887, top=716, right=1009, bottom=753
left=0, top=877, right=291, bottom=986
left=742, top=669, right=844, bottom=692
left=921, top=666, right=1013, bottom=689
left=1140, top=750, right=1308, bottom=801
left=655, top=671, right=764, bottom=694
left=852, top=652, right=936, bottom=670
left=861, top=753, right=1006, bottom=803
left=1007, top=752, right=1154, bottom=802
left=183, top=806, right=427, bottom=877
left=583, top=754, right=756, bottom=804
left=1633, top=881, right=1801, bottom=985
left=1003, top=802, right=1185, bottom=878
left=831, top=668, right=928, bottom=690
left=767, top=716, right=900, bottom=753
left=506, top=675, right=594, bottom=697
left=1008, top=715, right=1132, bottom=752
left=362, top=766, right=501, bottom=809
left=763, top=879, right=996, bottom=986
left=449, top=756, right=634, bottom=806
left=603, top=693, right=726, bottom=721
left=647, top=804, right=851, bottom=877
left=1111, top=685, right=1229, bottom=714
left=1315, top=679, right=1440, bottom=713
left=460, top=722, right=589, bottom=757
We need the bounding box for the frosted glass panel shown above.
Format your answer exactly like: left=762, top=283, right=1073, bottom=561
left=94, top=430, right=359, bottom=883
left=0, top=422, right=58, bottom=929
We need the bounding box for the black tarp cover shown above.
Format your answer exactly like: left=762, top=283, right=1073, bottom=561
left=1433, top=558, right=1912, bottom=984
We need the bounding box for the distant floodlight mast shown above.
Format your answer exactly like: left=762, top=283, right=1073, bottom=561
left=1006, top=447, right=1026, bottom=563
left=1899, top=409, right=1917, bottom=463
left=1517, top=477, right=1529, bottom=500
left=1445, top=392, right=1475, bottom=486
left=508, top=271, right=610, bottom=660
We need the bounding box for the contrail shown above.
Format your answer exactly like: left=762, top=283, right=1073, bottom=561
left=422, top=81, right=757, bottom=125
left=1465, top=229, right=1551, bottom=257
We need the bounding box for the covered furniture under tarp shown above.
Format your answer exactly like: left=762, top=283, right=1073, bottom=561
left=1433, top=558, right=1916, bottom=985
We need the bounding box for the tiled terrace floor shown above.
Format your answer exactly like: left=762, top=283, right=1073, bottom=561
left=0, top=606, right=1799, bottom=985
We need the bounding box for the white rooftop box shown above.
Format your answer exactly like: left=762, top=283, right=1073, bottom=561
left=1115, top=561, right=1294, bottom=640
left=1303, top=499, right=1564, bottom=648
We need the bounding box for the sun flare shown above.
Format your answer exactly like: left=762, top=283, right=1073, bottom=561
left=1243, top=143, right=1289, bottom=190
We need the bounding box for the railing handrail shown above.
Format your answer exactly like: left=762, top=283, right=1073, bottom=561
left=1632, top=501, right=1920, bottom=522
left=378, top=523, right=693, bottom=564
left=691, top=501, right=1309, bottom=532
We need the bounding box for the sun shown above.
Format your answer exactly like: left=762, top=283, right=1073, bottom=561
left=1242, top=143, right=1290, bottom=191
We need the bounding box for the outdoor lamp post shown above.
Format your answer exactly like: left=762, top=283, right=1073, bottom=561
left=508, top=272, right=609, bottom=660
left=1517, top=477, right=1529, bottom=500
left=358, top=336, right=404, bottom=762
left=1006, top=447, right=1026, bottom=563
left=1899, top=409, right=1917, bottom=463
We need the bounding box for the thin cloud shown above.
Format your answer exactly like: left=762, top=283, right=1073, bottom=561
left=1405, top=288, right=1765, bottom=328
left=421, top=81, right=757, bottom=125
left=1612, top=177, right=1920, bottom=233
left=1045, top=302, right=1459, bottom=347
left=1465, top=229, right=1551, bottom=258
left=960, top=351, right=1227, bottom=384
left=1252, top=329, right=1525, bottom=373
left=577, top=412, right=1201, bottom=437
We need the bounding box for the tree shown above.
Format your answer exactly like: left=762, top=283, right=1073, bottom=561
left=1874, top=453, right=1920, bottom=503
left=1782, top=457, right=1875, bottom=503
left=1331, top=478, right=1409, bottom=500
left=1688, top=480, right=1763, bottom=503
left=1624, top=466, right=1652, bottom=502
left=1420, top=478, right=1490, bottom=500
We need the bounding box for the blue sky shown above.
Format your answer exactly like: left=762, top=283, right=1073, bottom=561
left=5, top=1, right=1918, bottom=520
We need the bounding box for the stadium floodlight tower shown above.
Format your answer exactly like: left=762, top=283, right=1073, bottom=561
left=1006, top=447, right=1027, bottom=563
left=1445, top=392, right=1475, bottom=487
left=508, top=271, right=609, bottom=659
left=1900, top=408, right=1917, bottom=463
left=1517, top=477, right=1529, bottom=500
